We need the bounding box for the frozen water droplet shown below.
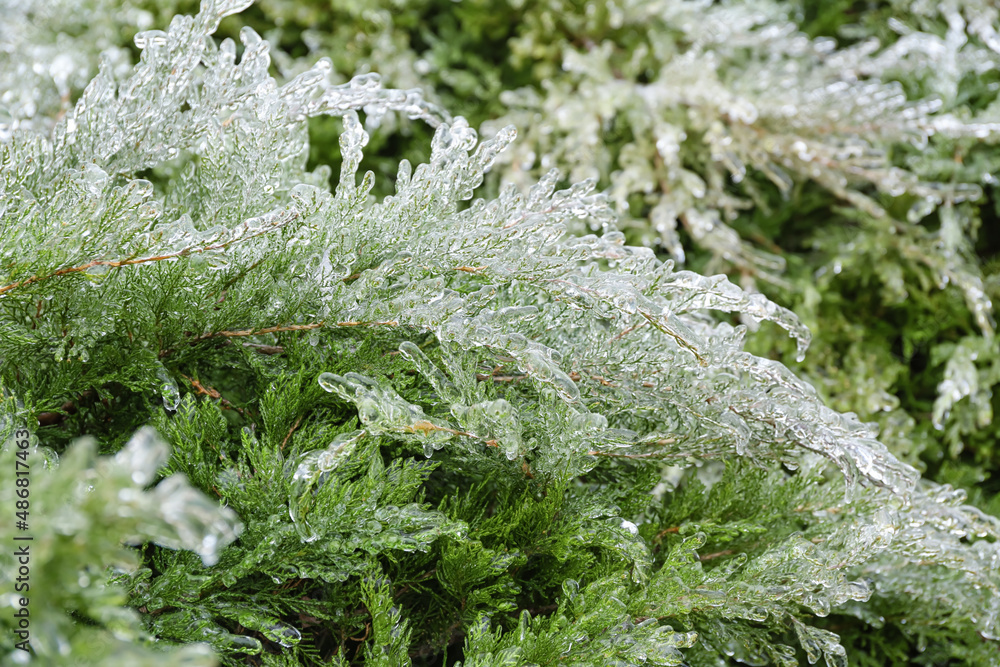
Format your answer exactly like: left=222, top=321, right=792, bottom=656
left=33, top=446, right=59, bottom=471
left=907, top=197, right=937, bottom=223
left=400, top=341, right=461, bottom=403
left=157, top=364, right=181, bottom=411
left=562, top=579, right=580, bottom=603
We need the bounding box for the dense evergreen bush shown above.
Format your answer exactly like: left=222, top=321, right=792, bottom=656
left=1, top=0, right=999, bottom=665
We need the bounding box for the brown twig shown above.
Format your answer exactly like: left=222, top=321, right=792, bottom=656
left=349, top=623, right=370, bottom=642
left=242, top=342, right=285, bottom=355
left=569, top=371, right=613, bottom=386
left=609, top=320, right=648, bottom=343
left=475, top=373, right=526, bottom=383
left=161, top=319, right=395, bottom=358
left=190, top=322, right=326, bottom=342
left=281, top=414, right=304, bottom=451
left=404, top=420, right=475, bottom=438
left=333, top=320, right=398, bottom=328
left=654, top=526, right=680, bottom=541
left=588, top=436, right=677, bottom=459
left=179, top=373, right=246, bottom=416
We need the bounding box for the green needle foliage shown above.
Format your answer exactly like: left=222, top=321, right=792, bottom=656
left=6, top=0, right=1000, bottom=496
left=2, top=1, right=1000, bottom=666
left=10, top=0, right=999, bottom=499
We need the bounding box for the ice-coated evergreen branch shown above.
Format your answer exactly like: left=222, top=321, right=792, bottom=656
left=1, top=2, right=999, bottom=665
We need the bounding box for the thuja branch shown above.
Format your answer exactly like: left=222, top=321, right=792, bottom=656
left=158, top=320, right=399, bottom=357
left=0, top=209, right=300, bottom=296
left=543, top=276, right=706, bottom=365
left=190, top=322, right=327, bottom=342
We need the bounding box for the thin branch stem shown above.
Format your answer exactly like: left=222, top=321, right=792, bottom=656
left=281, top=414, right=304, bottom=451
left=0, top=210, right=300, bottom=296
left=192, top=322, right=326, bottom=342
left=179, top=373, right=246, bottom=416
left=159, top=320, right=399, bottom=358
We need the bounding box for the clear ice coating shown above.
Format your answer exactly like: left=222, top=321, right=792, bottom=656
left=398, top=341, right=461, bottom=403
left=931, top=336, right=993, bottom=431
left=290, top=430, right=366, bottom=484
left=156, top=364, right=181, bottom=412
left=792, top=618, right=847, bottom=667
left=540, top=577, right=698, bottom=665
left=451, top=398, right=524, bottom=461
left=298, top=99, right=928, bottom=496
left=660, top=271, right=812, bottom=362
left=212, top=603, right=302, bottom=649
left=317, top=372, right=455, bottom=457
left=106, top=428, right=244, bottom=566
left=114, top=425, right=170, bottom=486
left=286, top=428, right=366, bottom=540
left=6, top=426, right=230, bottom=613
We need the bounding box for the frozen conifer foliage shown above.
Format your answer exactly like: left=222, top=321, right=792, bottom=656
left=14, top=0, right=1000, bottom=486
left=1, top=1, right=999, bottom=665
